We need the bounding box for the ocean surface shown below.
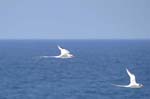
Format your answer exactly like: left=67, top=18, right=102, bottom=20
left=0, top=40, right=150, bottom=99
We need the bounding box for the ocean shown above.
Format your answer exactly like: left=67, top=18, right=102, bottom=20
left=0, top=40, right=150, bottom=99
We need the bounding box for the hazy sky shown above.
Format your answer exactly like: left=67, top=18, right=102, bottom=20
left=0, top=0, right=150, bottom=39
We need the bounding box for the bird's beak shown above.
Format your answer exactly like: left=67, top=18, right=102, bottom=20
left=72, top=55, right=75, bottom=57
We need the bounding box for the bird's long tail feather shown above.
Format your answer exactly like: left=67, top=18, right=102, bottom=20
left=111, top=84, right=129, bottom=87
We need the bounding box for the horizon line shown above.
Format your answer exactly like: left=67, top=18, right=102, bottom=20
left=0, top=38, right=150, bottom=40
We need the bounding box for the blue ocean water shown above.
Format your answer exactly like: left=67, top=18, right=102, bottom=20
left=0, top=40, right=150, bottom=99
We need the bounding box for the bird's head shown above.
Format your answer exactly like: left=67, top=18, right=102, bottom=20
left=70, top=54, right=74, bottom=58
left=138, top=83, right=144, bottom=87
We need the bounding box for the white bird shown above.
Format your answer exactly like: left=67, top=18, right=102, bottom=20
left=113, top=68, right=143, bottom=88
left=51, top=45, right=74, bottom=59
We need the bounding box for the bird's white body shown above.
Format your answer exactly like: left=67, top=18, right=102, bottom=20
left=113, top=68, right=143, bottom=88
left=51, top=45, right=74, bottom=59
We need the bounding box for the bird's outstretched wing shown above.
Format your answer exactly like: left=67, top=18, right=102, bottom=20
left=57, top=45, right=70, bottom=56
left=126, top=68, right=137, bottom=85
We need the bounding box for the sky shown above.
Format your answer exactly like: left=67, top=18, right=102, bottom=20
left=0, top=0, right=150, bottom=39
